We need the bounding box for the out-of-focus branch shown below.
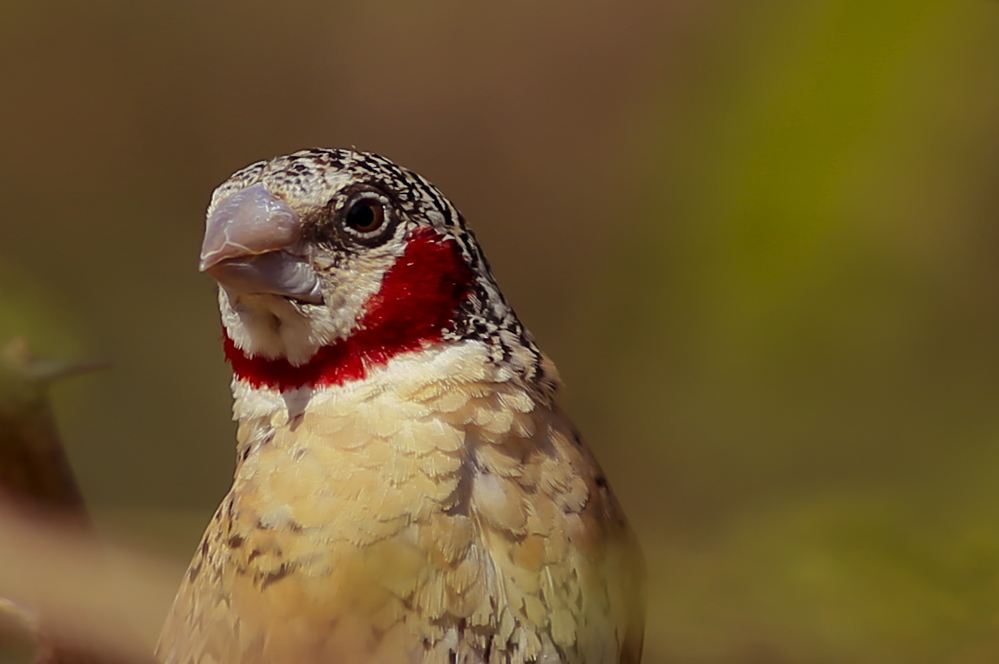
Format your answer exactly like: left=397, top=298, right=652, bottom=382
left=0, top=338, right=91, bottom=518
left=0, top=339, right=164, bottom=663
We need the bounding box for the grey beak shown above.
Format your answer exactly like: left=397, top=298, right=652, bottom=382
left=199, top=183, right=322, bottom=304
left=200, top=183, right=300, bottom=271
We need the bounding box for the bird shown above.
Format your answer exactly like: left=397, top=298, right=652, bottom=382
left=156, top=148, right=645, bottom=664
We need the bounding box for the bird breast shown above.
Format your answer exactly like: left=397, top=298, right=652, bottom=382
left=160, top=342, right=639, bottom=663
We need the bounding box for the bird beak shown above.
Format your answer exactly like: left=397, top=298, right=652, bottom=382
left=199, top=183, right=323, bottom=305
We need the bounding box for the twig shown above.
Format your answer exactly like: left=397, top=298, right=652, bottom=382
left=0, top=338, right=157, bottom=663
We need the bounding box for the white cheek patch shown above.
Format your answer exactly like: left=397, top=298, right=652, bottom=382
left=304, top=258, right=384, bottom=346
left=219, top=230, right=409, bottom=366
left=220, top=289, right=277, bottom=357
left=220, top=289, right=316, bottom=362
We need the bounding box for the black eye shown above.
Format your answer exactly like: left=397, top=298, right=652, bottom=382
left=343, top=196, right=386, bottom=235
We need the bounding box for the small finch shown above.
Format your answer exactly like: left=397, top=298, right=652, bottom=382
left=156, top=149, right=644, bottom=663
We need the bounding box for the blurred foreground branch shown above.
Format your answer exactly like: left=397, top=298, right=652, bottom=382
left=0, top=339, right=168, bottom=663
left=0, top=338, right=91, bottom=517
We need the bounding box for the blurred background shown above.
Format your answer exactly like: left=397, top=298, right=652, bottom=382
left=1, top=0, right=998, bottom=661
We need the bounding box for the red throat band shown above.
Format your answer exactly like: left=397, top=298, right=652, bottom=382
left=222, top=228, right=474, bottom=391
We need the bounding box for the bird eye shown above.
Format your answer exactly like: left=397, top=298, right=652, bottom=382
left=343, top=196, right=386, bottom=235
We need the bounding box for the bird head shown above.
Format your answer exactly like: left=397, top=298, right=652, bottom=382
left=200, top=149, right=555, bottom=394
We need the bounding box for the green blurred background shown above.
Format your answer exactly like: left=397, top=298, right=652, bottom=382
left=2, top=1, right=999, bottom=661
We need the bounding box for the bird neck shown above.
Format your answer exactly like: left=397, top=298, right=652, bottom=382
left=227, top=340, right=549, bottom=483
left=228, top=339, right=527, bottom=420
left=221, top=228, right=478, bottom=391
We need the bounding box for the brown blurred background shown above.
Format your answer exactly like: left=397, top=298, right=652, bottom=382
left=2, top=1, right=999, bottom=661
